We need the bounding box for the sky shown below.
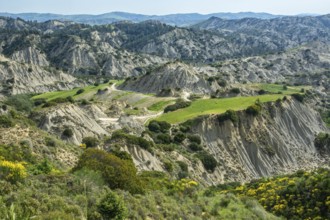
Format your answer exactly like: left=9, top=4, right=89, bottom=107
left=0, top=0, right=329, bottom=15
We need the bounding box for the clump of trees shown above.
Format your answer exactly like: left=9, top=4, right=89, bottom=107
left=74, top=148, right=144, bottom=194
left=164, top=100, right=191, bottom=113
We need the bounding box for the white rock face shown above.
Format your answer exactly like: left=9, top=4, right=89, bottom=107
left=120, top=62, right=220, bottom=95
left=191, top=99, right=329, bottom=184
left=12, top=47, right=49, bottom=66
left=0, top=57, right=82, bottom=95
left=40, top=104, right=110, bottom=145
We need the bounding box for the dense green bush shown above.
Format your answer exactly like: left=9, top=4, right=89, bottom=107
left=217, top=109, right=239, bottom=125
left=188, top=143, right=203, bottom=152
left=245, top=104, right=262, bottom=116
left=234, top=168, right=330, bottom=220
left=74, top=149, right=143, bottom=194
left=198, top=152, right=217, bottom=172
left=163, top=161, right=173, bottom=172
left=62, top=128, right=74, bottom=138
left=111, top=130, right=153, bottom=152
left=174, top=133, right=186, bottom=143
left=75, top=89, right=85, bottom=95
left=230, top=88, right=240, bottom=94
left=291, top=93, right=305, bottom=102
left=82, top=136, right=99, bottom=148
left=98, top=191, right=127, bottom=220
left=314, top=133, right=330, bottom=152
left=188, top=134, right=202, bottom=145
left=6, top=94, right=34, bottom=113
left=148, top=120, right=171, bottom=133
left=156, top=133, right=172, bottom=144
left=164, top=100, right=191, bottom=113
left=0, top=115, right=14, bottom=128
left=33, top=98, right=47, bottom=106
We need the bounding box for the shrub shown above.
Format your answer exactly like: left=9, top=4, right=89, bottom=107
left=75, top=89, right=85, bottom=95
left=314, top=133, right=330, bottom=152
left=45, top=137, right=56, bottom=147
left=31, top=159, right=53, bottom=175
left=245, top=104, right=262, bottom=116
left=81, top=99, right=89, bottom=105
left=177, top=161, right=188, bottom=173
left=217, top=109, right=239, bottom=125
left=66, top=96, right=74, bottom=103
left=62, top=128, right=73, bottom=138
left=6, top=94, right=34, bottom=113
left=163, top=161, right=173, bottom=172
left=42, top=101, right=57, bottom=108
left=217, top=79, right=227, bottom=87
left=291, top=93, right=305, bottom=102
left=82, top=136, right=99, bottom=148
left=188, top=135, right=202, bottom=145
left=198, top=152, right=217, bottom=172
left=230, top=88, right=240, bottom=94
left=258, top=89, right=267, bottom=95
left=148, top=120, right=171, bottom=133
left=0, top=115, right=14, bottom=128
left=74, top=149, right=143, bottom=194
left=0, top=160, right=27, bottom=183
left=156, top=133, right=172, bottom=144
left=98, top=191, right=127, bottom=220
left=148, top=121, right=161, bottom=133
left=188, top=143, right=203, bottom=152
left=164, top=100, right=191, bottom=113
left=34, top=98, right=47, bottom=106
left=111, top=130, right=153, bottom=152
left=174, top=133, right=186, bottom=143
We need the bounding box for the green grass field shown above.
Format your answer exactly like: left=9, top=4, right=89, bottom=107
left=147, top=100, right=175, bottom=112
left=156, top=94, right=286, bottom=124
left=250, top=83, right=310, bottom=95
left=31, top=82, right=117, bottom=101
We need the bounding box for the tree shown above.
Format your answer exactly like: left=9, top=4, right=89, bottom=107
left=74, top=149, right=143, bottom=194
left=98, top=192, right=127, bottom=220
left=82, top=136, right=99, bottom=148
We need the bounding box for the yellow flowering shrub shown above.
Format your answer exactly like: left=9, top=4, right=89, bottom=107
left=0, top=160, right=27, bottom=183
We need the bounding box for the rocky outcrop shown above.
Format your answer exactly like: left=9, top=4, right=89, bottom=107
left=120, top=62, right=219, bottom=95
left=189, top=99, right=329, bottom=184
left=0, top=56, right=83, bottom=95
left=38, top=104, right=110, bottom=145
left=11, top=47, right=49, bottom=66
left=213, top=42, right=330, bottom=85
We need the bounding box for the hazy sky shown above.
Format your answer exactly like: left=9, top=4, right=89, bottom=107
left=1, top=0, right=329, bottom=15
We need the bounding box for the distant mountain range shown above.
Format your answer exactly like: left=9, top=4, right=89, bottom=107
left=0, top=11, right=287, bottom=26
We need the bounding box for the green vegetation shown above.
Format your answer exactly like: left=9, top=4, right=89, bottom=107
left=321, top=110, right=330, bottom=127
left=291, top=93, right=305, bottom=102
left=147, top=100, right=175, bottom=111
left=246, top=103, right=262, bottom=116
left=5, top=94, right=34, bottom=113
left=164, top=100, right=191, bottom=113
left=157, top=94, right=285, bottom=124
left=62, top=128, right=74, bottom=138
left=74, top=149, right=144, bottom=194
left=197, top=151, right=218, bottom=172
left=232, top=168, right=330, bottom=220
left=217, top=109, right=239, bottom=125
left=110, top=130, right=153, bottom=152
left=32, top=82, right=111, bottom=102
left=82, top=136, right=99, bottom=148
left=253, top=83, right=310, bottom=95
left=314, top=133, right=330, bottom=152
left=148, top=120, right=171, bottom=133
left=97, top=192, right=127, bottom=220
